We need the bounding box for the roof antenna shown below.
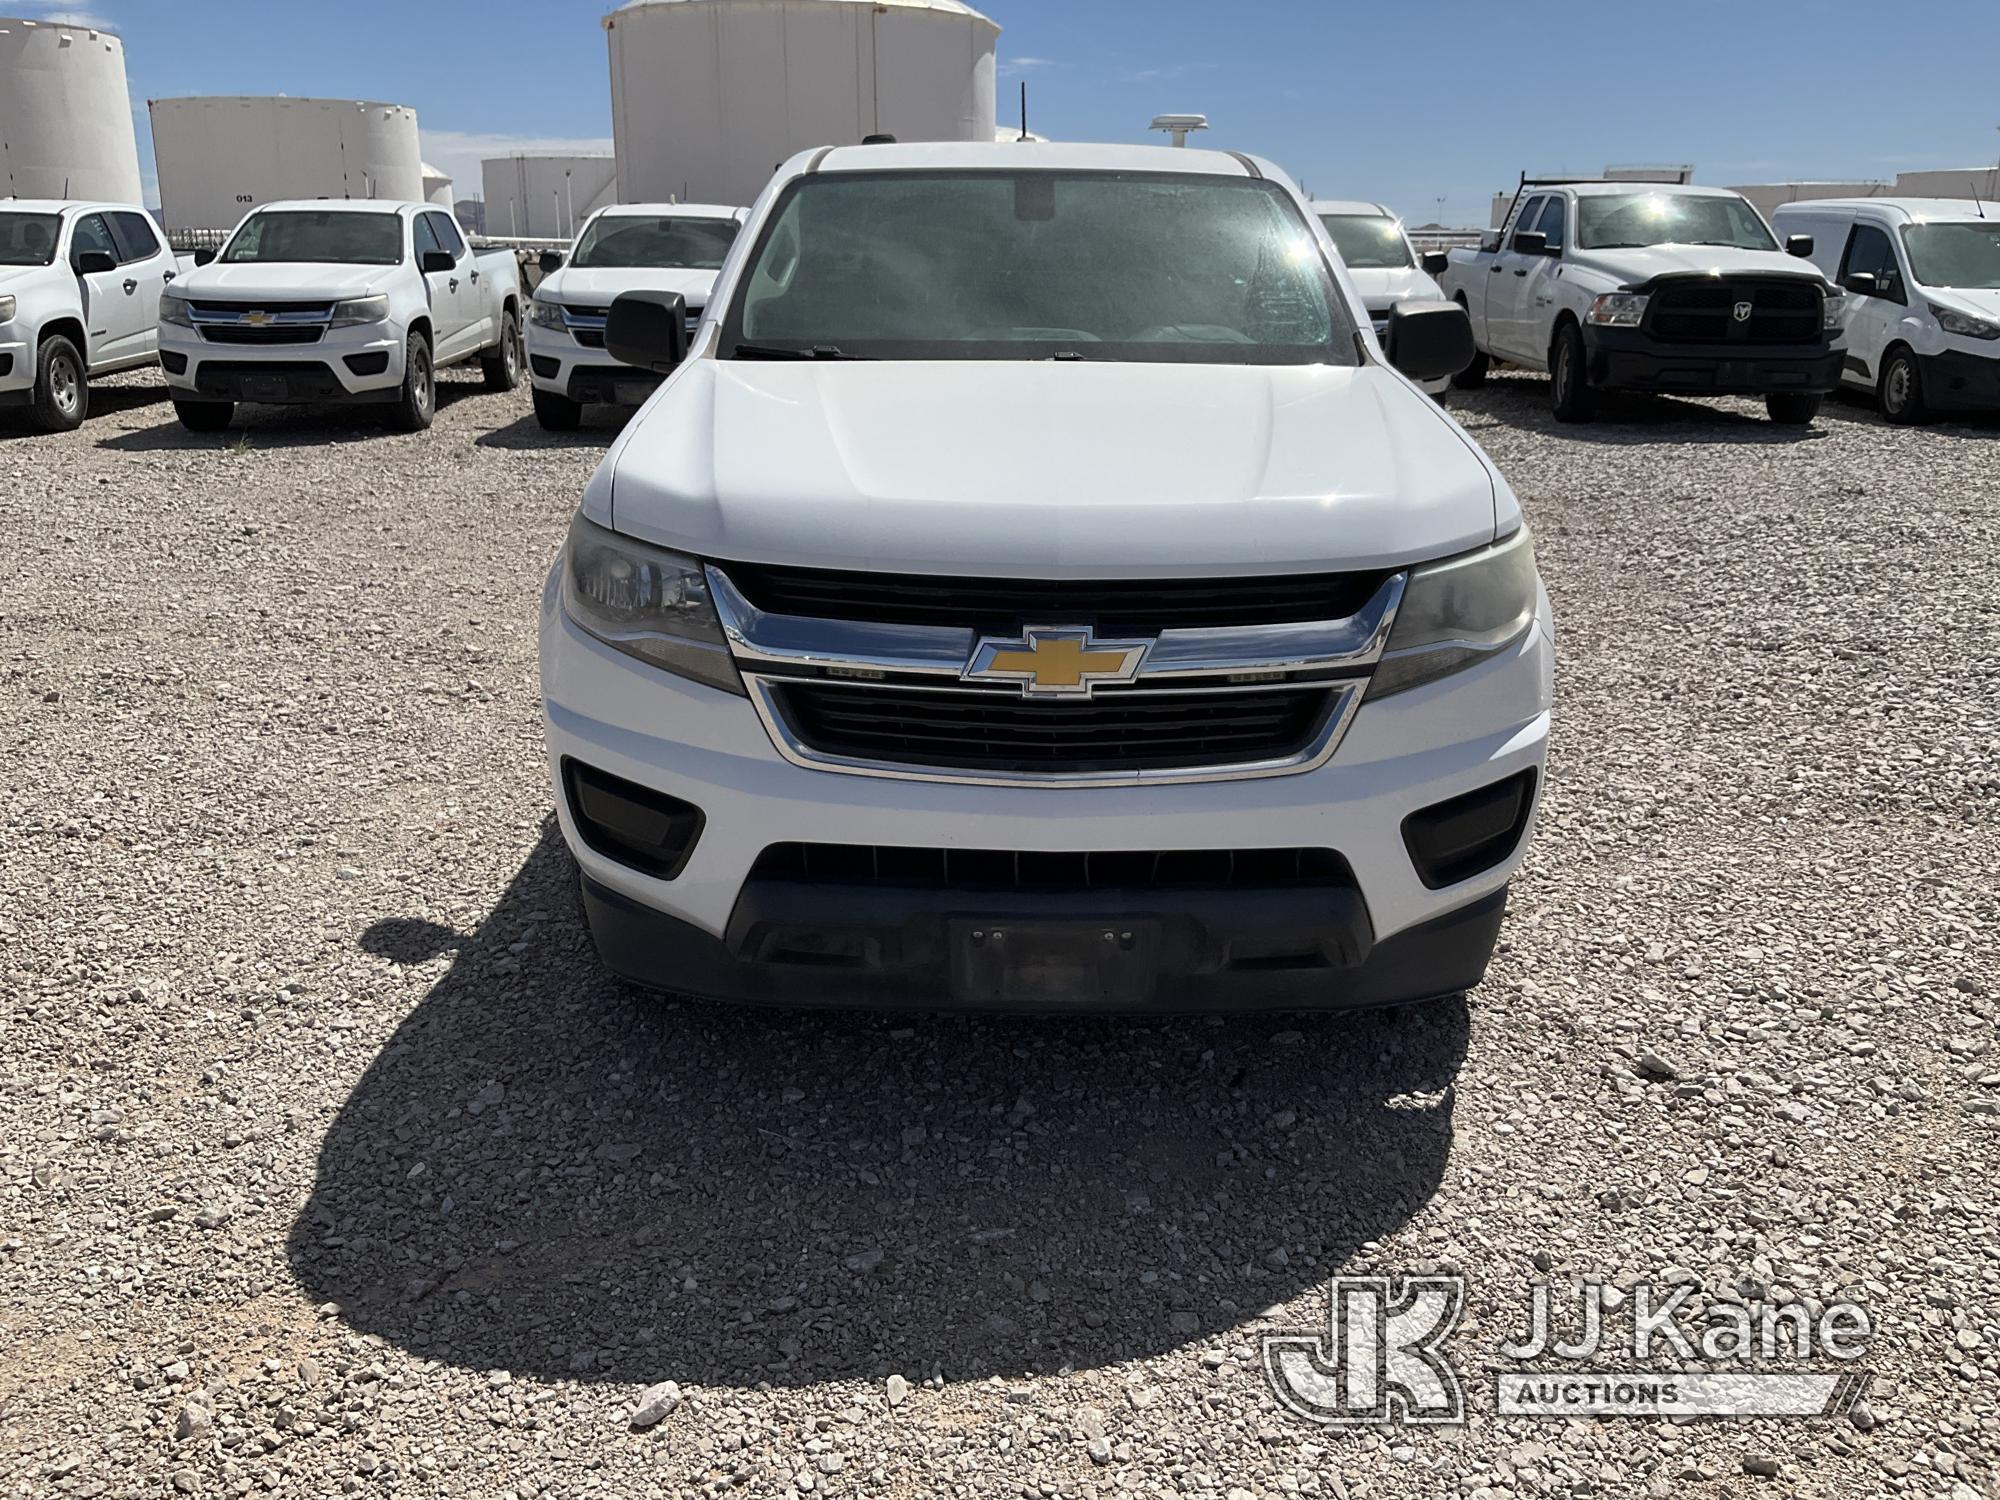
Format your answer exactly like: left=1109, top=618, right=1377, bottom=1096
left=1018, top=80, right=1028, bottom=142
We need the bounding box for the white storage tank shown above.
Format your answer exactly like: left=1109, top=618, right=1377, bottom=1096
left=605, top=0, right=999, bottom=207
left=149, top=96, right=426, bottom=234
left=480, top=153, right=618, bottom=240
left=0, top=15, right=143, bottom=202
left=421, top=161, right=454, bottom=207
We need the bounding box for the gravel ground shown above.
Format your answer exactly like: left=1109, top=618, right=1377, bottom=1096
left=2, top=367, right=1996, bottom=1499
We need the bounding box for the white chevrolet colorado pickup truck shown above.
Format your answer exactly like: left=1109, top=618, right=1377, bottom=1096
left=1439, top=178, right=1844, bottom=424
left=0, top=199, right=181, bottom=431
left=540, top=141, right=1554, bottom=1012
left=158, top=200, right=523, bottom=432
left=527, top=202, right=744, bottom=430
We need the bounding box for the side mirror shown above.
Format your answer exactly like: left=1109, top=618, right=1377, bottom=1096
left=538, top=249, right=563, bottom=276
left=1479, top=230, right=1501, bottom=253
left=1384, top=299, right=1476, bottom=383
left=1511, top=229, right=1547, bottom=256
left=606, top=290, right=690, bottom=374
left=1843, top=271, right=1878, bottom=297
left=420, top=250, right=456, bottom=275
left=1785, top=233, right=1815, bottom=258
left=1421, top=250, right=1450, bottom=275
left=192, top=248, right=216, bottom=267
left=74, top=249, right=117, bottom=275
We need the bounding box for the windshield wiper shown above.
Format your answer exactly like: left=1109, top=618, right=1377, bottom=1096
left=731, top=343, right=871, bottom=360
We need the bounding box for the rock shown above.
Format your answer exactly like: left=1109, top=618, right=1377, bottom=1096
left=174, top=1404, right=213, bottom=1442
left=1634, top=1051, right=1680, bottom=1081
left=1087, top=1435, right=1111, bottom=1465
left=885, top=1374, right=911, bottom=1408
left=629, top=1381, right=683, bottom=1429
left=1742, top=1455, right=1781, bottom=1478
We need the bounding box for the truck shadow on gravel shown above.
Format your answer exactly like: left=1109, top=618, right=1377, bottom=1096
left=474, top=410, right=634, bottom=449
left=93, top=381, right=500, bottom=452
left=1455, top=375, right=1828, bottom=444
left=292, top=822, right=1469, bottom=1389
left=0, top=383, right=169, bottom=439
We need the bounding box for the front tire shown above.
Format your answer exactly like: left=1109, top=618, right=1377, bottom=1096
left=385, top=332, right=435, bottom=432
left=533, top=386, right=583, bottom=432
left=1878, top=346, right=1927, bottom=425
left=1765, top=392, right=1822, bottom=426
left=172, top=399, right=234, bottom=432
left=1549, top=322, right=1597, bottom=422
left=481, top=309, right=522, bottom=392
left=30, top=335, right=87, bottom=432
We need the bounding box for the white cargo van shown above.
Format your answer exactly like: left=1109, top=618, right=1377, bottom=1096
left=1773, top=198, right=2000, bottom=422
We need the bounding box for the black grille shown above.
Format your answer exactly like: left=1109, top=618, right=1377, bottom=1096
left=726, top=564, right=1388, bottom=634
left=750, top=841, right=1352, bottom=890
left=1647, top=280, right=1822, bottom=345
left=201, top=326, right=323, bottom=345
left=573, top=328, right=606, bottom=349
left=188, top=300, right=335, bottom=317
left=567, top=304, right=612, bottom=319
left=774, top=682, right=1334, bottom=774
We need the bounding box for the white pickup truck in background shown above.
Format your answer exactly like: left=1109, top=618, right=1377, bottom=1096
left=158, top=201, right=524, bottom=433
left=527, top=202, right=745, bottom=430
left=1439, top=178, right=1844, bottom=424
left=1313, top=199, right=1452, bottom=397
left=0, top=199, right=182, bottom=431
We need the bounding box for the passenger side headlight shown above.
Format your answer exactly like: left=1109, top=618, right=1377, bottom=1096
left=1585, top=292, right=1649, bottom=327
left=1931, top=302, right=2000, bottom=341
left=1821, top=287, right=1844, bottom=330
left=158, top=291, right=193, bottom=327
left=560, top=514, right=743, bottom=696
left=0, top=294, right=15, bottom=324
left=1368, top=527, right=1539, bottom=699
left=530, top=298, right=565, bottom=330
left=329, top=295, right=390, bottom=329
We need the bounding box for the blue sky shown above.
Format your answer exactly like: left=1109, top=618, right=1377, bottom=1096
left=21, top=0, right=2000, bottom=225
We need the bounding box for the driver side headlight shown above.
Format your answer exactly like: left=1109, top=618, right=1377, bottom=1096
left=0, top=294, right=15, bottom=324
left=1368, top=527, right=1540, bottom=699
left=560, top=514, right=743, bottom=695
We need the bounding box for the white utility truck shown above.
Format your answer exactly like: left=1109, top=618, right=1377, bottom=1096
left=1439, top=176, right=1844, bottom=424
left=1774, top=197, right=2000, bottom=423
left=527, top=202, right=745, bottom=430
left=538, top=141, right=1555, bottom=1013
left=1313, top=199, right=1452, bottom=396
left=0, top=200, right=182, bottom=431
left=158, top=201, right=523, bottom=432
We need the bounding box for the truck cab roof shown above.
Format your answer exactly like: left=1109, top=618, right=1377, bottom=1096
left=1772, top=196, right=1999, bottom=225
left=792, top=139, right=1277, bottom=180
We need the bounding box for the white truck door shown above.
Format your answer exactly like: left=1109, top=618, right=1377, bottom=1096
left=69, top=212, right=149, bottom=368
left=109, top=212, right=170, bottom=359
left=1834, top=221, right=1905, bottom=390
left=425, top=212, right=481, bottom=362
left=1487, top=195, right=1549, bottom=363
left=414, top=213, right=468, bottom=363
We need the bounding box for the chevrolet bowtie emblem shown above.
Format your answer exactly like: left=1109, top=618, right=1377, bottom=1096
left=242, top=310, right=274, bottom=326
left=965, top=626, right=1150, bottom=697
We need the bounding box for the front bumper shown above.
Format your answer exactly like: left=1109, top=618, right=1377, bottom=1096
left=0, top=334, right=28, bottom=399
left=527, top=322, right=663, bottom=406
left=159, top=323, right=404, bottom=403
left=1583, top=326, right=1842, bottom=395
left=1917, top=347, right=2000, bottom=411
left=539, top=571, right=1555, bottom=1010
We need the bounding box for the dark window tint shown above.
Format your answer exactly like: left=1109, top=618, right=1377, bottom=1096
left=426, top=212, right=465, bottom=259
left=108, top=210, right=162, bottom=263
left=1533, top=195, right=1566, bottom=252
left=413, top=213, right=444, bottom=262
left=1839, top=224, right=1902, bottom=297
left=0, top=211, right=61, bottom=266
left=571, top=214, right=740, bottom=269
left=1510, top=196, right=1546, bottom=250
left=70, top=212, right=117, bottom=266
left=220, top=210, right=402, bottom=265
left=1316, top=212, right=1413, bottom=270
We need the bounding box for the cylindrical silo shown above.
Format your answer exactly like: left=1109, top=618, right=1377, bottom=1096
left=605, top=0, right=999, bottom=208
left=480, top=154, right=619, bottom=240
left=148, top=96, right=425, bottom=234
left=0, top=15, right=143, bottom=202
left=421, top=161, right=454, bottom=207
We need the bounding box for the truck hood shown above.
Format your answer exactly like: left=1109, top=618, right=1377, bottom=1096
left=601, top=360, right=1503, bottom=577
left=0, top=263, right=58, bottom=293
left=1568, top=244, right=1830, bottom=288
left=541, top=266, right=719, bottom=308
left=173, top=263, right=387, bottom=300
left=1343, top=266, right=1445, bottom=309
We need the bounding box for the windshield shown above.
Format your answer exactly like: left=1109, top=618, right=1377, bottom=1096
left=722, top=170, right=1353, bottom=364
left=1576, top=193, right=1777, bottom=252
left=0, top=211, right=61, bottom=266
left=572, top=214, right=739, bottom=269
left=220, top=210, right=403, bottom=265
left=1901, top=221, right=2000, bottom=289
left=1318, top=212, right=1413, bottom=269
